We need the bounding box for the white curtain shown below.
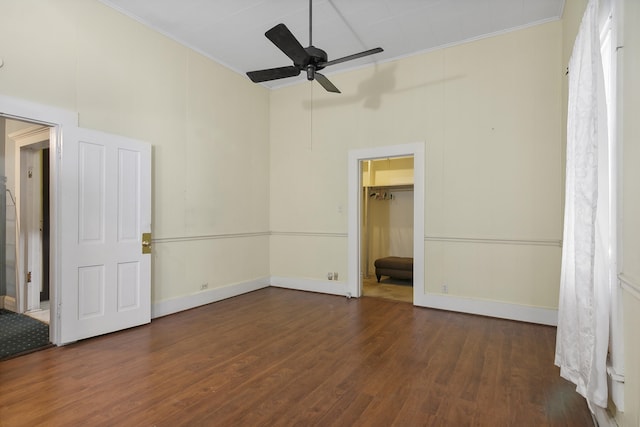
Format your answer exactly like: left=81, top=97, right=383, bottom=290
left=555, top=0, right=610, bottom=410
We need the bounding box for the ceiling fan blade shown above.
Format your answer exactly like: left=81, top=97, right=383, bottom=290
left=246, top=66, right=301, bottom=83
left=322, top=47, right=384, bottom=67
left=315, top=72, right=341, bottom=93
left=265, top=23, right=310, bottom=65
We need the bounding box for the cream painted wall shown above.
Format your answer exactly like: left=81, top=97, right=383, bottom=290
left=270, top=21, right=563, bottom=309
left=0, top=0, right=271, bottom=302
left=618, top=0, right=640, bottom=424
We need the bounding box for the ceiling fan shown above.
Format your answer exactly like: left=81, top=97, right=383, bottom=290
left=246, top=0, right=383, bottom=93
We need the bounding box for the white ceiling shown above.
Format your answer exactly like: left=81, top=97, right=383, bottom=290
left=99, top=0, right=565, bottom=89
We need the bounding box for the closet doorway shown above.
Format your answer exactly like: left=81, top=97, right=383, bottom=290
left=361, top=157, right=414, bottom=303
left=347, top=142, right=425, bottom=305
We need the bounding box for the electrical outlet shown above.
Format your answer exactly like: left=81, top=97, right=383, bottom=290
left=441, top=284, right=448, bottom=294
left=200, top=283, right=209, bottom=291
left=327, top=272, right=333, bottom=280
left=333, top=272, right=338, bottom=280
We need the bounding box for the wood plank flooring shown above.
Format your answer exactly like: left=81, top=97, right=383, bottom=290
left=0, top=287, right=592, bottom=426
left=362, top=277, right=413, bottom=303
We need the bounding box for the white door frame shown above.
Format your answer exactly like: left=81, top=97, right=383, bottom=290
left=22, top=146, right=43, bottom=312
left=347, top=142, right=425, bottom=303
left=10, top=125, right=50, bottom=314
left=1, top=94, right=78, bottom=345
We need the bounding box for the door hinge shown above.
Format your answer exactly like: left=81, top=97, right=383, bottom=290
left=27, top=271, right=32, bottom=282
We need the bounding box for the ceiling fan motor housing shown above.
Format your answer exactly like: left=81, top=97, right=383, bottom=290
left=300, top=45, right=328, bottom=80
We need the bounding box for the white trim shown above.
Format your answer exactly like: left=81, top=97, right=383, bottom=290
left=0, top=94, right=78, bottom=346
left=0, top=295, right=17, bottom=312
left=348, top=142, right=425, bottom=302
left=619, top=273, right=640, bottom=300
left=153, top=231, right=269, bottom=244
left=24, top=149, right=43, bottom=312
left=152, top=276, right=349, bottom=321
left=10, top=125, right=52, bottom=314
left=425, top=235, right=562, bottom=247
left=415, top=293, right=558, bottom=326
left=0, top=95, right=77, bottom=127
left=269, top=276, right=559, bottom=326
left=8, top=125, right=51, bottom=146
left=271, top=231, right=347, bottom=238
left=601, top=0, right=626, bottom=413
left=130, top=274, right=564, bottom=328
left=592, top=405, right=617, bottom=427
left=607, top=360, right=625, bottom=413
left=154, top=231, right=345, bottom=244
left=151, top=277, right=270, bottom=319
left=270, top=276, right=349, bottom=297
left=607, top=362, right=625, bottom=383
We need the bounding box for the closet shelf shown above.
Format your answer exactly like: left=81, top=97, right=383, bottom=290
left=364, top=184, right=414, bottom=191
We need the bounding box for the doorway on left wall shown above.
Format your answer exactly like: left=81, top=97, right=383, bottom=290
left=0, top=117, right=52, bottom=359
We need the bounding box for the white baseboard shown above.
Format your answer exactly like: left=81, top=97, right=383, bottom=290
left=270, top=276, right=349, bottom=297
left=151, top=277, right=270, bottom=319
left=151, top=277, right=557, bottom=327
left=592, top=405, right=617, bottom=427
left=415, top=293, right=558, bottom=326
left=0, top=296, right=17, bottom=312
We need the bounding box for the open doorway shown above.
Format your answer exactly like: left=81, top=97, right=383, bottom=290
left=360, top=157, right=414, bottom=303
left=11, top=121, right=51, bottom=320
left=347, top=142, right=425, bottom=304
left=0, top=118, right=52, bottom=358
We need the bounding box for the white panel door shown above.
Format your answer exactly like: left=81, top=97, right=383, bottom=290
left=60, top=127, right=151, bottom=344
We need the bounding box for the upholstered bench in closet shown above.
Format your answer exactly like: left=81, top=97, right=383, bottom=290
left=374, top=256, right=413, bottom=282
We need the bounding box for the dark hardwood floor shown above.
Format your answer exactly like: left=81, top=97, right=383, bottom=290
left=0, top=287, right=592, bottom=426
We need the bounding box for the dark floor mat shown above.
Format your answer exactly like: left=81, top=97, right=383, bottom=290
left=0, top=309, right=51, bottom=361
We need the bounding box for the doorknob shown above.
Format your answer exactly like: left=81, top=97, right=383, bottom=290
left=142, top=233, right=152, bottom=254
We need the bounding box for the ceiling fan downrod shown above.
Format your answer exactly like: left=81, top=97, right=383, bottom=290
left=309, top=0, right=313, bottom=46
left=307, top=0, right=313, bottom=80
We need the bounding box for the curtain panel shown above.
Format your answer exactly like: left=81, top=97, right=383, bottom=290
left=555, top=0, right=610, bottom=410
